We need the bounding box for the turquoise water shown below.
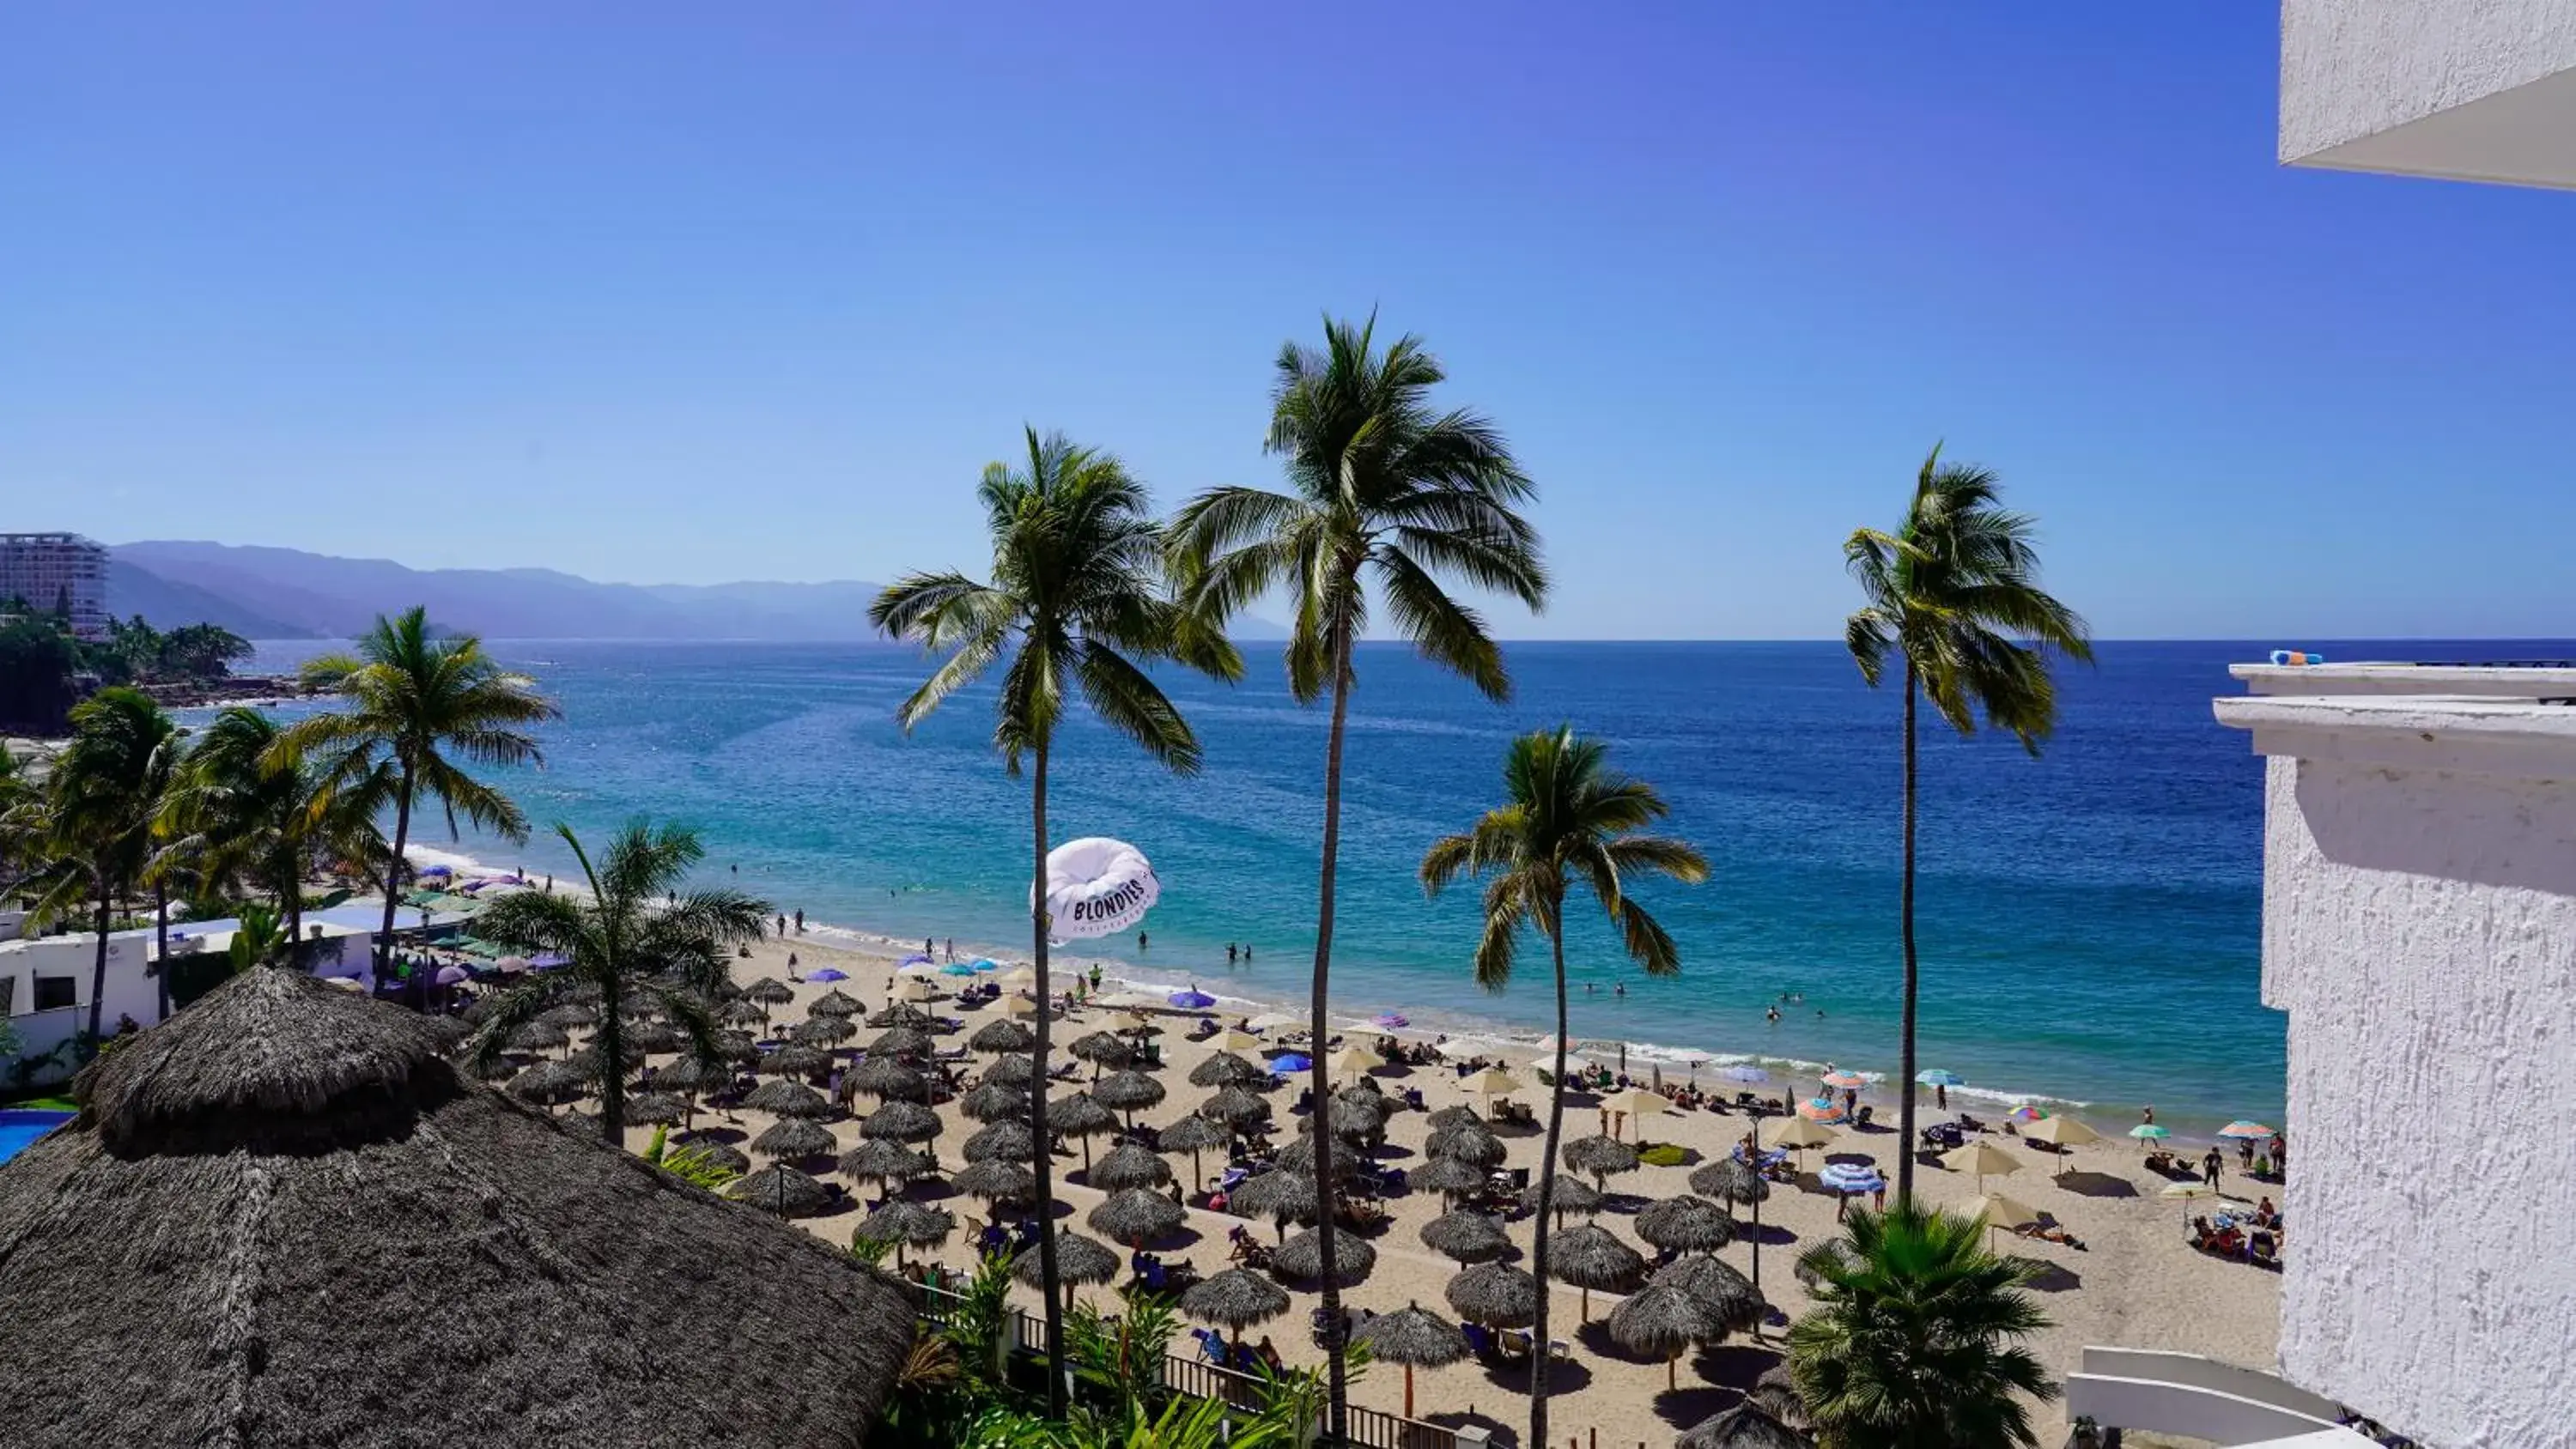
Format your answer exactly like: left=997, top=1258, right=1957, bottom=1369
left=225, top=637, right=2557, bottom=1132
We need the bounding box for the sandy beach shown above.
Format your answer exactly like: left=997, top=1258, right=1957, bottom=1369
left=562, top=923, right=2284, bottom=1448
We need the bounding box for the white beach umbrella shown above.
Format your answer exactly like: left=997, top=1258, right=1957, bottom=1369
left=1095, top=991, right=1163, bottom=1012
left=1246, top=1012, right=1301, bottom=1033
left=1603, top=1087, right=1668, bottom=1139
left=897, top=961, right=945, bottom=979
left=895, top=979, right=939, bottom=1003
left=1036, top=836, right=1161, bottom=940
left=1435, top=1040, right=1486, bottom=1062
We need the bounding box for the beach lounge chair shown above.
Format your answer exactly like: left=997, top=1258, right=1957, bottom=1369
left=1462, top=1323, right=1498, bottom=1360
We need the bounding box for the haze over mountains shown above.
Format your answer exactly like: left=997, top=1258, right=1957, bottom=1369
left=109, top=542, right=891, bottom=641
left=106, top=541, right=1288, bottom=643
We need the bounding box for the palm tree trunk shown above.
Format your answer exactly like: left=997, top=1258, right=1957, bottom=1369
left=153, top=880, right=171, bottom=1020
left=376, top=773, right=416, bottom=979
left=282, top=866, right=304, bottom=972
left=1308, top=625, right=1356, bottom=1439
left=598, top=975, right=625, bottom=1146
left=1897, top=664, right=1921, bottom=1206
left=1530, top=919, right=1571, bottom=1449
left=86, top=888, right=112, bottom=1040
left=1029, top=735, right=1067, bottom=1417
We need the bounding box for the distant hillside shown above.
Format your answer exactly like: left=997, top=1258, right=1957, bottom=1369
left=112, top=542, right=886, bottom=641
left=106, top=558, right=319, bottom=639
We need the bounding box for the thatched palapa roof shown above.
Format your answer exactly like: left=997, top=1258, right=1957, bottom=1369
left=1014, top=1232, right=1120, bottom=1288
left=0, top=969, right=910, bottom=1448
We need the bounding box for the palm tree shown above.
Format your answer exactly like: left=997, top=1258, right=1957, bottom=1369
left=871, top=427, right=1239, bottom=1416
left=21, top=688, right=179, bottom=1039
left=159, top=707, right=392, bottom=972
left=1787, top=1201, right=2058, bottom=1446
left=468, top=821, right=770, bottom=1143
left=1420, top=726, right=1706, bottom=1449
left=282, top=607, right=557, bottom=980
left=1169, top=314, right=1546, bottom=1428
left=1844, top=448, right=2090, bottom=1203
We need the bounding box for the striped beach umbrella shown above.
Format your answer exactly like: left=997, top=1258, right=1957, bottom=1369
left=2216, top=1120, right=2276, bottom=1140
left=1820, top=1069, right=1868, bottom=1089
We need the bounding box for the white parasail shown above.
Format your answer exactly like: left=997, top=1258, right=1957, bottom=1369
left=1035, top=837, right=1161, bottom=940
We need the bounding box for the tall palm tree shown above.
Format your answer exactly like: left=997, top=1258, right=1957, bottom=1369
left=871, top=427, right=1240, bottom=1416
left=1420, top=725, right=1706, bottom=1449
left=282, top=607, right=557, bottom=979
left=468, top=821, right=770, bottom=1143
left=21, top=688, right=179, bottom=1039
left=1788, top=1201, right=2058, bottom=1446
left=1844, top=448, right=2090, bottom=1203
left=159, top=707, right=392, bottom=968
left=1169, top=314, right=1546, bottom=1428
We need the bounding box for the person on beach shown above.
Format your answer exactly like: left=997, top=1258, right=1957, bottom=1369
left=1138, top=931, right=1149, bottom=951
left=2239, top=1137, right=2257, bottom=1170
left=1227, top=943, right=1237, bottom=964
left=793, top=909, right=804, bottom=932
left=2142, top=1105, right=2155, bottom=1125
left=776, top=913, right=787, bottom=937
left=1613, top=981, right=1625, bottom=997
left=945, top=937, right=954, bottom=961
left=2269, top=1134, right=2287, bottom=1175
left=2202, top=1146, right=2223, bottom=1188
left=1089, top=963, right=1103, bottom=991
left=1935, top=1082, right=1948, bottom=1110
left=1844, top=1086, right=1859, bottom=1119
left=1765, top=1005, right=1780, bottom=1023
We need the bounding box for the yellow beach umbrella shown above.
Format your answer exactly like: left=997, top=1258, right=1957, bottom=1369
left=1004, top=993, right=1042, bottom=1018
left=999, top=967, right=1037, bottom=987
left=2160, top=1179, right=2217, bottom=1223
left=895, top=978, right=939, bottom=1003
left=1759, top=1114, right=1836, bottom=1170
left=1214, top=1029, right=1263, bottom=1052
left=1969, top=1191, right=2040, bottom=1250
left=1940, top=1140, right=2026, bottom=1192
left=1328, top=1045, right=1381, bottom=1079
left=1465, top=1067, right=1522, bottom=1100
left=2020, top=1115, right=2100, bottom=1177
left=1602, top=1087, right=1668, bottom=1140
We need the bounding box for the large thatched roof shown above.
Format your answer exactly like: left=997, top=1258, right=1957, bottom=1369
left=0, top=968, right=912, bottom=1449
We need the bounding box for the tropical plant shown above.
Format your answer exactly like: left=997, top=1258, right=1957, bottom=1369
left=282, top=606, right=557, bottom=979
left=1787, top=1200, right=2059, bottom=1447
left=158, top=706, right=391, bottom=969
left=464, top=821, right=769, bottom=1143
left=20, top=688, right=179, bottom=1038
left=870, top=427, right=1239, bottom=1414
left=1420, top=725, right=1706, bottom=1447
left=1067, top=1287, right=1181, bottom=1413
left=1844, top=448, right=2091, bottom=1201
left=643, top=1125, right=744, bottom=1191
left=224, top=902, right=286, bottom=973
left=1168, top=314, right=1546, bottom=1429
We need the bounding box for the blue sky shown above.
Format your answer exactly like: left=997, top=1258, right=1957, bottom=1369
left=4, top=3, right=2571, bottom=639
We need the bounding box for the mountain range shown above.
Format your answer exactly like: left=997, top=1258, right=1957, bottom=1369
left=106, top=541, right=1285, bottom=642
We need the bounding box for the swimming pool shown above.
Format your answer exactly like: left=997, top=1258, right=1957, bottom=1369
left=0, top=1109, right=76, bottom=1167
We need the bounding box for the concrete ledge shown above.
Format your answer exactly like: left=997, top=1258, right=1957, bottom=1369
left=2215, top=694, right=2576, bottom=779
left=2232, top=662, right=2576, bottom=698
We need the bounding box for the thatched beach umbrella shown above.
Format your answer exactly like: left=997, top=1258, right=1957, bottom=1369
left=839, top=1137, right=937, bottom=1187
left=1562, top=1133, right=1642, bottom=1189
left=623, top=1091, right=690, bottom=1128
left=1197, top=1085, right=1272, bottom=1133
left=1675, top=1402, right=1811, bottom=1449
left=652, top=1054, right=731, bottom=1098
left=849, top=1056, right=927, bottom=1103
left=1230, top=1167, right=1321, bottom=1235
left=860, top=1100, right=941, bottom=1143
left=857, top=1199, right=956, bottom=1267
left=1425, top=1105, right=1482, bottom=1131
left=1088, top=1187, right=1186, bottom=1247
left=1046, top=1091, right=1118, bottom=1172
left=1547, top=1222, right=1646, bottom=1320
left=1420, top=1209, right=1513, bottom=1264
left=671, top=1134, right=750, bottom=1176
left=1653, top=1253, right=1765, bottom=1336
left=1068, top=1030, right=1131, bottom=1075
left=726, top=1160, right=834, bottom=1218
left=810, top=989, right=865, bottom=1018
left=1180, top=1267, right=1291, bottom=1354
left=1015, top=1231, right=1120, bottom=1316
left=1351, top=1302, right=1468, bottom=1420
left=1637, top=1195, right=1735, bottom=1255
left=508, top=1021, right=570, bottom=1054
left=762, top=1045, right=835, bottom=1080
left=866, top=1025, right=933, bottom=1059
left=752, top=1117, right=841, bottom=1161
left=719, top=997, right=769, bottom=1027
left=1273, top=1227, right=1374, bottom=1286
left=712, top=1030, right=763, bottom=1065
left=0, top=968, right=917, bottom=1442
left=744, top=976, right=796, bottom=1006
left=793, top=1016, right=857, bottom=1047
left=981, top=1052, right=1035, bottom=1087
left=1427, top=1122, right=1506, bottom=1167
left=538, top=1002, right=598, bottom=1028
left=1300, top=1095, right=1384, bottom=1145
left=468, top=1052, right=521, bottom=1082
left=963, top=1119, right=1037, bottom=1164
left=960, top=1081, right=1026, bottom=1124
left=1445, top=1261, right=1540, bottom=1329
left=969, top=1019, right=1034, bottom=1055
left=1523, top=1173, right=1603, bottom=1220
left=1089, top=1141, right=1173, bottom=1192
left=1607, top=1282, right=1723, bottom=1389
left=1158, top=1114, right=1232, bottom=1192
left=1188, top=1051, right=1268, bottom=1089
left=744, top=1078, right=832, bottom=1119
left=866, top=1003, right=938, bottom=1030
left=1410, top=1156, right=1492, bottom=1199
left=1693, top=1154, right=1776, bottom=1300
left=1093, top=1069, right=1166, bottom=1127
left=567, top=1039, right=647, bottom=1080
left=952, top=1158, right=1036, bottom=1205
left=625, top=1021, right=683, bottom=1054
left=507, top=1059, right=587, bottom=1107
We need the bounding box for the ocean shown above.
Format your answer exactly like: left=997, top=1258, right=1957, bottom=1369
left=223, top=636, right=2511, bottom=1131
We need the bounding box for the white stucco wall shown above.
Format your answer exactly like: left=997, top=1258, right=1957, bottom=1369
left=2281, top=0, right=2576, bottom=161
left=2219, top=694, right=2576, bottom=1447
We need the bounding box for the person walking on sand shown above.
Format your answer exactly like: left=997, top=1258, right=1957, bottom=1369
left=2142, top=1105, right=2155, bottom=1125
left=776, top=913, right=787, bottom=938
left=793, top=909, right=804, bottom=932
left=1935, top=1082, right=1948, bottom=1110
left=2202, top=1146, right=2223, bottom=1189
left=1089, top=963, right=1103, bottom=991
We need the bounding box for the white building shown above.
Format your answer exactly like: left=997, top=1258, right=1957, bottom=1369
left=2065, top=7, right=2576, bottom=1446
left=0, top=531, right=110, bottom=640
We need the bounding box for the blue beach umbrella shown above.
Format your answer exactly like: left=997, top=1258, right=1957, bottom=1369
left=807, top=967, right=848, bottom=984
left=1169, top=988, right=1217, bottom=1009
left=969, top=958, right=999, bottom=973
left=1916, top=1069, right=1964, bottom=1088
left=941, top=962, right=979, bottom=977
left=1720, top=1066, right=1769, bottom=1085
left=1817, top=1161, right=1885, bottom=1196
left=896, top=953, right=933, bottom=970
left=1268, top=1052, right=1313, bottom=1075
